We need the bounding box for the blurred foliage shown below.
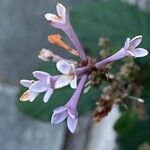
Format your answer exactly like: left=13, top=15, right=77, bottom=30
left=114, top=107, right=138, bottom=135
left=17, top=0, right=150, bottom=149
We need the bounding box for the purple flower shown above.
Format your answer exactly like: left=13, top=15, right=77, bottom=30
left=123, top=35, right=148, bottom=58
left=20, top=80, right=38, bottom=102
left=95, top=35, right=148, bottom=69
left=55, top=60, right=77, bottom=89
left=45, top=3, right=87, bottom=61
left=29, top=71, right=55, bottom=103
left=45, top=3, right=67, bottom=28
left=51, top=106, right=78, bottom=133
left=51, top=75, right=87, bottom=133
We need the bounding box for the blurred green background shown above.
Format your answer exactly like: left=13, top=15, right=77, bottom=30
left=17, top=0, right=150, bottom=149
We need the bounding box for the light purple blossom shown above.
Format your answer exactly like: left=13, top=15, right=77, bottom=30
left=123, top=35, right=148, bottom=58
left=76, top=35, right=149, bottom=75
left=96, top=36, right=148, bottom=67
left=45, top=3, right=87, bottom=61
left=55, top=60, right=77, bottom=89
left=29, top=71, right=55, bottom=103
left=20, top=80, right=38, bottom=102
left=51, top=75, right=87, bottom=133
left=45, top=3, right=67, bottom=28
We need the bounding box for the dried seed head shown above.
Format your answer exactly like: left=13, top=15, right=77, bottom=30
left=94, top=98, right=114, bottom=122
left=119, top=62, right=140, bottom=80
left=98, top=37, right=109, bottom=48
left=139, top=142, right=150, bottom=150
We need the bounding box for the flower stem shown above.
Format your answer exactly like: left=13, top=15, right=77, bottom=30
left=67, top=75, right=87, bottom=108
left=76, top=66, right=91, bottom=77
left=95, top=48, right=127, bottom=69
left=76, top=48, right=128, bottom=76
left=63, top=23, right=87, bottom=61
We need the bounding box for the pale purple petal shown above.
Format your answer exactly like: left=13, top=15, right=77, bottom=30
left=54, top=75, right=72, bottom=89
left=47, top=76, right=51, bottom=85
left=20, top=80, right=33, bottom=88
left=44, top=13, right=57, bottom=22
left=70, top=76, right=77, bottom=89
left=30, top=81, right=48, bottom=93
left=33, top=71, right=50, bottom=80
left=129, top=35, right=142, bottom=50
left=130, top=48, right=148, bottom=58
left=71, top=64, right=76, bottom=74
left=43, top=89, right=54, bottom=103
left=67, top=107, right=77, bottom=119
left=51, top=111, right=68, bottom=124
left=51, top=75, right=61, bottom=81
left=56, top=3, right=66, bottom=24
left=67, top=116, right=78, bottom=133
left=28, top=91, right=38, bottom=102
left=56, top=60, right=73, bottom=75
left=124, top=38, right=130, bottom=50
left=54, top=106, right=68, bottom=114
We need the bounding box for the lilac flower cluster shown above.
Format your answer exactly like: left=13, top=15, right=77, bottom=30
left=20, top=3, right=148, bottom=133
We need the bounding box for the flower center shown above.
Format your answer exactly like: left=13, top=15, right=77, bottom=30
left=54, top=15, right=62, bottom=21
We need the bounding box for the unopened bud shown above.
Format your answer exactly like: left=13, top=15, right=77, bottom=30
left=48, top=34, right=79, bottom=56
left=39, top=48, right=78, bottom=66
left=39, top=48, right=62, bottom=62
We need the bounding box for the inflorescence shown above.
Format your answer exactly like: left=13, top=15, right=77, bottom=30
left=20, top=3, right=148, bottom=133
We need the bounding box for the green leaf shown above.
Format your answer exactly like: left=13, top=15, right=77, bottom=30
left=114, top=108, right=138, bottom=135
